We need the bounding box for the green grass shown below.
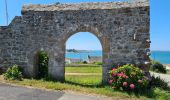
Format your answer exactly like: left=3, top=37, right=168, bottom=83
left=65, top=66, right=102, bottom=73
left=66, top=64, right=101, bottom=67
left=5, top=78, right=170, bottom=100
left=2, top=65, right=170, bottom=100
left=6, top=79, right=152, bottom=100
left=153, top=88, right=170, bottom=100
left=65, top=75, right=102, bottom=86
left=65, top=65, right=102, bottom=86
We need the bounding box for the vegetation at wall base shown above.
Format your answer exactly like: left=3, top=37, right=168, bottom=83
left=2, top=77, right=170, bottom=100
left=149, top=76, right=170, bottom=91
left=1, top=64, right=170, bottom=100
left=3, top=65, right=22, bottom=81
left=108, top=64, right=149, bottom=93
left=38, top=51, right=49, bottom=78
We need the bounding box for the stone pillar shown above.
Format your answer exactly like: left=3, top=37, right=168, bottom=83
left=102, top=66, right=109, bottom=84
left=48, top=51, right=65, bottom=81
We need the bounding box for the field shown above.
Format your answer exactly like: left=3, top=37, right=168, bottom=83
left=65, top=65, right=102, bottom=86
left=65, top=65, right=102, bottom=73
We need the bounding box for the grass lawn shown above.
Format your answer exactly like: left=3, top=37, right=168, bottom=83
left=65, top=65, right=102, bottom=86
left=65, top=65, right=102, bottom=73
left=65, top=75, right=102, bottom=86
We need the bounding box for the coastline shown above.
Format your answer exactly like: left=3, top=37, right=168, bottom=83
left=163, top=64, right=170, bottom=70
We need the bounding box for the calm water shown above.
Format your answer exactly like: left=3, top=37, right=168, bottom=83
left=66, top=50, right=102, bottom=61
left=66, top=50, right=170, bottom=64
left=150, top=51, right=170, bottom=64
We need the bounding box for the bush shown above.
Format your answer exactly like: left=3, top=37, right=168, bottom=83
left=108, top=64, right=149, bottom=92
left=94, top=62, right=102, bottom=65
left=0, top=67, right=3, bottom=75
left=38, top=51, right=49, bottom=78
left=150, top=61, right=167, bottom=74
left=82, top=61, right=88, bottom=64
left=149, top=76, right=170, bottom=91
left=3, top=65, right=22, bottom=80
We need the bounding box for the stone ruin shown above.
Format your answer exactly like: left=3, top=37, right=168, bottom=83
left=0, top=1, right=150, bottom=83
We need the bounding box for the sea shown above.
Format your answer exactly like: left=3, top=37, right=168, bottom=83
left=66, top=50, right=170, bottom=64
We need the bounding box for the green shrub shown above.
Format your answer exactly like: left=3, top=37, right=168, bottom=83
left=108, top=64, right=149, bottom=92
left=3, top=65, right=22, bottom=80
left=149, top=76, right=170, bottom=91
left=83, top=61, right=88, bottom=64
left=94, top=62, right=102, bottom=65
left=38, top=51, right=49, bottom=78
left=150, top=61, right=167, bottom=74
left=0, top=67, right=3, bottom=75
left=75, top=62, right=83, bottom=64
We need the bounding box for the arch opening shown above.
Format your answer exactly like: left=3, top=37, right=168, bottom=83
left=33, top=51, right=49, bottom=79
left=65, top=32, right=103, bottom=86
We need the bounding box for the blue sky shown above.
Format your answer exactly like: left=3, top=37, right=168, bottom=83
left=0, top=0, right=170, bottom=51
left=66, top=32, right=102, bottom=50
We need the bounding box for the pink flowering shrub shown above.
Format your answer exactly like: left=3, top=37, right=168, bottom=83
left=108, top=64, right=149, bottom=92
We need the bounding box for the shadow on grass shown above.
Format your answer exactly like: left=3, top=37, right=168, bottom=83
left=40, top=77, right=104, bottom=88
left=64, top=80, right=104, bottom=88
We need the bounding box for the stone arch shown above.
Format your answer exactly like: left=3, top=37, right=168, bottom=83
left=26, top=49, right=40, bottom=78
left=48, top=25, right=111, bottom=83
left=26, top=48, right=51, bottom=78
left=63, top=25, right=110, bottom=61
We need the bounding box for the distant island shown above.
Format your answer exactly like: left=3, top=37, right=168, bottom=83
left=66, top=49, right=90, bottom=53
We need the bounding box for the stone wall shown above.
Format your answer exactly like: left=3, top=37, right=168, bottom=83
left=0, top=1, right=150, bottom=83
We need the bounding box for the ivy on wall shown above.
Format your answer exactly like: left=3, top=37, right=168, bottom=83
left=38, top=51, right=49, bottom=78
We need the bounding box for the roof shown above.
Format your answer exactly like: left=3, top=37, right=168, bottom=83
left=22, top=1, right=149, bottom=12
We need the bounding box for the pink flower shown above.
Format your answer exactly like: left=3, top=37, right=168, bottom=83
left=130, top=84, right=135, bottom=90
left=117, top=73, right=123, bottom=77
left=125, top=76, right=129, bottom=79
left=123, top=82, right=128, bottom=87
left=112, top=73, right=117, bottom=77
left=108, top=80, right=113, bottom=85
left=117, top=73, right=121, bottom=77
left=122, top=75, right=128, bottom=78
left=112, top=68, right=116, bottom=70
left=138, top=80, right=142, bottom=83
left=117, top=73, right=128, bottom=78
